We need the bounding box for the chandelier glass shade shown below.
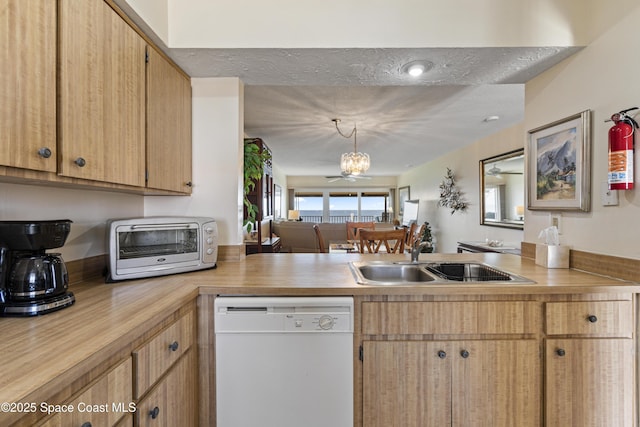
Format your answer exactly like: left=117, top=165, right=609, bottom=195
left=333, top=118, right=370, bottom=175
left=340, top=151, right=370, bottom=175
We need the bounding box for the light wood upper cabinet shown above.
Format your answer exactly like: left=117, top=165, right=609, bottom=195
left=58, top=0, right=146, bottom=187
left=0, top=0, right=57, bottom=172
left=146, top=47, right=192, bottom=194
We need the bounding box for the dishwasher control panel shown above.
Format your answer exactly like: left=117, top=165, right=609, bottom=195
left=284, top=312, right=350, bottom=332
left=215, top=296, right=354, bottom=333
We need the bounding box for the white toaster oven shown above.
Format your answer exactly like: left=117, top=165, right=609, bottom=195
left=106, top=216, right=217, bottom=282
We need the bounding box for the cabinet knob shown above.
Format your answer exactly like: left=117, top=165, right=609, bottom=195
left=37, top=147, right=52, bottom=158
left=460, top=349, right=470, bottom=359
left=587, top=315, right=598, bottom=323
left=169, top=341, right=179, bottom=352
left=185, top=181, right=193, bottom=187
left=437, top=350, right=447, bottom=359
left=74, top=157, right=86, bottom=167
left=556, top=348, right=566, bottom=357
left=149, top=406, right=160, bottom=419
left=81, top=422, right=92, bottom=427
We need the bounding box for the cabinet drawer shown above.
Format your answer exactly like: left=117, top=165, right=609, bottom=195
left=133, top=310, right=194, bottom=398
left=362, top=301, right=536, bottom=335
left=38, top=358, right=133, bottom=427
left=545, top=301, right=633, bottom=337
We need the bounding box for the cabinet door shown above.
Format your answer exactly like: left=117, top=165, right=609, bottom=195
left=546, top=338, right=634, bottom=426
left=146, top=46, right=192, bottom=193
left=0, top=0, right=56, bottom=172
left=37, top=358, right=133, bottom=427
left=136, top=349, right=197, bottom=427
left=58, top=0, right=146, bottom=186
left=452, top=340, right=540, bottom=427
left=362, top=341, right=452, bottom=427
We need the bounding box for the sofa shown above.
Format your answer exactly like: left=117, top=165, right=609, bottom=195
left=272, top=221, right=349, bottom=252
left=272, top=220, right=395, bottom=253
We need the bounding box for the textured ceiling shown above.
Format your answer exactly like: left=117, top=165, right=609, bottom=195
left=167, top=47, right=580, bottom=176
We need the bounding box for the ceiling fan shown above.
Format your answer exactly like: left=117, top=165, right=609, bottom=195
left=325, top=172, right=372, bottom=183
left=486, top=164, right=523, bottom=176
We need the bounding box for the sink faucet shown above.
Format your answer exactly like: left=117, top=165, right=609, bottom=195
left=411, top=229, right=427, bottom=263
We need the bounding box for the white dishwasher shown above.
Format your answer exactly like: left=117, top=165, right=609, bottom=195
left=215, top=296, right=354, bottom=427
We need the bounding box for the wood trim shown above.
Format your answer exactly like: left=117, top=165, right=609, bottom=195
left=521, top=241, right=536, bottom=259
left=522, top=242, right=640, bottom=283
left=66, top=246, right=243, bottom=287
left=66, top=255, right=108, bottom=284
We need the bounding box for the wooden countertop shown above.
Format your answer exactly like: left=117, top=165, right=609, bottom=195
left=1, top=252, right=638, bottom=424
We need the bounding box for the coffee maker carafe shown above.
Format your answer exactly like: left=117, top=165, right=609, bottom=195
left=0, top=220, right=75, bottom=316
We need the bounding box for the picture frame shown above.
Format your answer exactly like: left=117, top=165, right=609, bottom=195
left=526, top=110, right=591, bottom=212
left=398, top=186, right=410, bottom=216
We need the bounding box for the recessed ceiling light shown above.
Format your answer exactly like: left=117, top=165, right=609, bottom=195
left=483, top=115, right=500, bottom=122
left=402, top=60, right=434, bottom=78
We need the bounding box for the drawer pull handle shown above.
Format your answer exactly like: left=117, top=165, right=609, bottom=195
left=556, top=348, right=566, bottom=357
left=81, top=422, right=92, bottom=427
left=587, top=315, right=598, bottom=323
left=169, top=341, right=179, bottom=352
left=38, top=147, right=52, bottom=158
left=437, top=350, right=447, bottom=359
left=149, top=406, right=160, bottom=419
left=75, top=157, right=86, bottom=167
left=460, top=350, right=470, bottom=359
left=186, top=181, right=193, bottom=187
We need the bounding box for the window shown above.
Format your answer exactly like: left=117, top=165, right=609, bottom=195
left=361, top=192, right=391, bottom=222
left=329, top=192, right=358, bottom=223
left=294, top=192, right=323, bottom=222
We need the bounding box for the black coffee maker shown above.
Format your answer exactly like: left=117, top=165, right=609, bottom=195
left=0, top=220, right=75, bottom=316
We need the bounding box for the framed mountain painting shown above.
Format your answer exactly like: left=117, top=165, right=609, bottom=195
left=526, top=110, right=591, bottom=211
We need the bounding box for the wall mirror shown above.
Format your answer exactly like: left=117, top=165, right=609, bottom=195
left=480, top=148, right=525, bottom=229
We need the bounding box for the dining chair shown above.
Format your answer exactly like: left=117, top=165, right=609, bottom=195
left=313, top=224, right=327, bottom=253
left=346, top=221, right=375, bottom=252
left=359, top=228, right=406, bottom=253
left=346, top=221, right=375, bottom=241
left=405, top=222, right=426, bottom=251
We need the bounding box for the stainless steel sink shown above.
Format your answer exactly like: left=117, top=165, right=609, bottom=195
left=349, top=261, right=534, bottom=285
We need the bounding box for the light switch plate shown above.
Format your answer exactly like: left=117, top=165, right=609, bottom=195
left=601, top=181, right=619, bottom=206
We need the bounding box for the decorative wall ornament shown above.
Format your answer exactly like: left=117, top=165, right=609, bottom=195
left=438, top=168, right=468, bottom=214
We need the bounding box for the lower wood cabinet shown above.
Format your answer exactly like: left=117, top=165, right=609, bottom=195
left=362, top=339, right=540, bottom=427
left=358, top=295, right=636, bottom=427
left=136, top=348, right=197, bottom=426
left=37, top=358, right=133, bottom=427
left=546, top=338, right=634, bottom=426
left=133, top=309, right=197, bottom=426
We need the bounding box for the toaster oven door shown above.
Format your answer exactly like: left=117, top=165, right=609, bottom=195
left=115, top=222, right=201, bottom=272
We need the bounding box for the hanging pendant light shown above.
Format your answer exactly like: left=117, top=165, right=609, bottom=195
left=333, top=119, right=370, bottom=175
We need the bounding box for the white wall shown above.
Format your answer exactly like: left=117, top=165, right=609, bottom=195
left=163, top=0, right=585, bottom=48
left=399, top=124, right=525, bottom=253
left=144, top=77, right=245, bottom=246
left=0, top=183, right=143, bottom=261
left=523, top=4, right=640, bottom=259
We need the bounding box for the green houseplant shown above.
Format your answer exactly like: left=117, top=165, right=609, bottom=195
left=243, top=138, right=272, bottom=227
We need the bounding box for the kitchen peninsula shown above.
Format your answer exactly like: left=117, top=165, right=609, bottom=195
left=1, top=252, right=638, bottom=427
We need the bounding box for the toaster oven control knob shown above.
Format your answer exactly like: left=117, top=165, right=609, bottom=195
left=207, top=248, right=214, bottom=255
left=205, top=227, right=214, bottom=234
left=207, top=238, right=213, bottom=244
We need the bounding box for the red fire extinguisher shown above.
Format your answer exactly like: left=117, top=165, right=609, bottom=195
left=608, top=107, right=638, bottom=190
